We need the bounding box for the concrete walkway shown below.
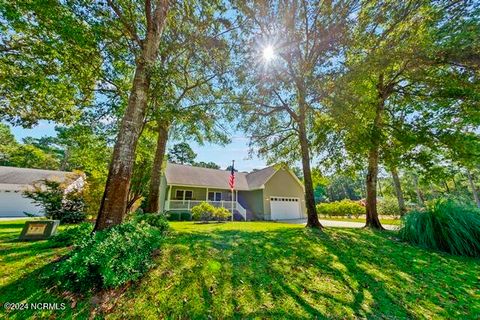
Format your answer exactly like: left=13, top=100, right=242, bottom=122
left=280, top=218, right=398, bottom=231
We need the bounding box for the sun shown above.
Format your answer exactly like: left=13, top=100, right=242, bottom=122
left=262, top=45, right=275, bottom=61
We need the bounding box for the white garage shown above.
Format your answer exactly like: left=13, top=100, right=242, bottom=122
left=0, top=166, right=84, bottom=218
left=270, top=196, right=302, bottom=220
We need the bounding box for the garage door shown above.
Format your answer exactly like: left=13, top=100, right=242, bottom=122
left=270, top=197, right=301, bottom=220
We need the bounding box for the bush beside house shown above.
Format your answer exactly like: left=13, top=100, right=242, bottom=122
left=191, top=202, right=232, bottom=222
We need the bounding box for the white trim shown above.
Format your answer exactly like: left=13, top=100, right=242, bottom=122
left=168, top=183, right=253, bottom=191
left=174, top=189, right=194, bottom=201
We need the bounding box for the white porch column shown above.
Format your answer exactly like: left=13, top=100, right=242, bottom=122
left=166, top=186, right=172, bottom=210
left=206, top=188, right=209, bottom=202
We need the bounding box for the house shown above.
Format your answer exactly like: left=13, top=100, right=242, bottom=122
left=0, top=166, right=84, bottom=217
left=159, top=163, right=306, bottom=220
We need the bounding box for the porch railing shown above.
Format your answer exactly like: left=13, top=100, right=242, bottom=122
left=165, top=200, right=247, bottom=220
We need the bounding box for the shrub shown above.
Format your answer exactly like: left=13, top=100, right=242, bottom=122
left=47, top=219, right=167, bottom=292
left=399, top=199, right=480, bottom=257
left=49, top=222, right=93, bottom=247
left=214, top=207, right=232, bottom=221
left=378, top=197, right=401, bottom=217
left=165, top=211, right=191, bottom=221
left=316, top=200, right=364, bottom=218
left=191, top=202, right=216, bottom=221
left=23, top=179, right=86, bottom=223
left=134, top=213, right=169, bottom=231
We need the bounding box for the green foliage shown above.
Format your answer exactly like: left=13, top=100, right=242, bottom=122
left=168, top=142, right=197, bottom=165
left=191, top=202, right=216, bottom=221
left=49, top=222, right=93, bottom=248
left=23, top=179, right=86, bottom=223
left=194, top=161, right=220, bottom=169
left=134, top=213, right=170, bottom=231
left=399, top=199, right=480, bottom=257
left=377, top=197, right=401, bottom=217
left=214, top=207, right=232, bottom=221
left=191, top=202, right=232, bottom=221
left=166, top=211, right=191, bottom=221
left=0, top=0, right=100, bottom=127
left=316, top=200, right=365, bottom=218
left=47, top=220, right=167, bottom=292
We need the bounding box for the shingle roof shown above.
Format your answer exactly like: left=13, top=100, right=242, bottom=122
left=245, top=166, right=276, bottom=189
left=165, top=163, right=277, bottom=190
left=0, top=166, right=75, bottom=190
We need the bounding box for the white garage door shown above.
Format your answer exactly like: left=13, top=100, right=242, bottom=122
left=270, top=196, right=301, bottom=220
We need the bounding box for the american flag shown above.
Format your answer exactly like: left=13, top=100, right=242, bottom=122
left=229, top=161, right=235, bottom=190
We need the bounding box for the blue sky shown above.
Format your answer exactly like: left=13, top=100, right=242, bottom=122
left=8, top=121, right=267, bottom=172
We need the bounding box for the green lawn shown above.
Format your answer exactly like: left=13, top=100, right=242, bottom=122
left=1, top=220, right=479, bottom=319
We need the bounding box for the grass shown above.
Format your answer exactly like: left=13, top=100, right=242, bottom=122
left=319, top=217, right=401, bottom=225
left=1, top=220, right=479, bottom=319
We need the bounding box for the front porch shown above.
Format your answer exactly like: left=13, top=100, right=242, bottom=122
left=163, top=185, right=247, bottom=220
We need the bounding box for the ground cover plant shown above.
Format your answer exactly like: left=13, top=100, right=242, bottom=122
left=47, top=216, right=169, bottom=292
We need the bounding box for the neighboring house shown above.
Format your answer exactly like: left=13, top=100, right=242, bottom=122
left=160, top=163, right=306, bottom=220
left=0, top=166, right=84, bottom=218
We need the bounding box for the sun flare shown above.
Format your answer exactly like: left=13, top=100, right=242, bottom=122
left=262, top=45, right=275, bottom=61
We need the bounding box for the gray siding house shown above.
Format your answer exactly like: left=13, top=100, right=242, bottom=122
left=159, top=163, right=306, bottom=220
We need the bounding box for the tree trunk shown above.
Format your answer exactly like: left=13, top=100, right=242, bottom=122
left=377, top=178, right=384, bottom=197
left=299, top=123, right=322, bottom=229
left=391, top=167, right=407, bottom=216
left=365, top=77, right=385, bottom=230
left=466, top=170, right=480, bottom=208
left=365, top=145, right=383, bottom=229
left=413, top=175, right=425, bottom=206
left=94, top=1, right=169, bottom=231
left=145, top=121, right=169, bottom=213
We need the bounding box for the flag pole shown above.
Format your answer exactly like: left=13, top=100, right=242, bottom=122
left=231, top=160, right=235, bottom=222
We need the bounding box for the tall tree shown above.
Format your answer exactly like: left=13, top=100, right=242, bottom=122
left=234, top=0, right=357, bottom=228
left=94, top=0, right=169, bottom=231
left=143, top=5, right=232, bottom=212
left=326, top=0, right=454, bottom=229
left=167, top=142, right=197, bottom=164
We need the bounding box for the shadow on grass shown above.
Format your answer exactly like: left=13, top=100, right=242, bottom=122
left=111, top=226, right=480, bottom=319
left=2, top=224, right=479, bottom=319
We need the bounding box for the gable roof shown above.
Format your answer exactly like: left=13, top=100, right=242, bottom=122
left=164, top=163, right=280, bottom=190
left=245, top=166, right=276, bottom=189
left=0, top=166, right=77, bottom=191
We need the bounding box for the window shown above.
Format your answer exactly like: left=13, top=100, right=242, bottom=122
left=208, top=192, right=222, bottom=201
left=175, top=190, right=193, bottom=200
left=175, top=190, right=184, bottom=200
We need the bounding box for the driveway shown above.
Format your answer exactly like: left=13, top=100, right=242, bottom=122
left=279, top=218, right=398, bottom=231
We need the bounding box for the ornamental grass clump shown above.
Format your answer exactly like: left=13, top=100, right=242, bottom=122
left=399, top=199, right=480, bottom=257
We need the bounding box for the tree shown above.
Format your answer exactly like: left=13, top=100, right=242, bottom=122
left=326, top=0, right=453, bottom=229
left=0, top=124, right=17, bottom=165
left=94, top=0, right=169, bottom=231
left=167, top=143, right=197, bottom=165
left=234, top=0, right=356, bottom=228
left=195, top=162, right=221, bottom=169
left=143, top=5, right=232, bottom=213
